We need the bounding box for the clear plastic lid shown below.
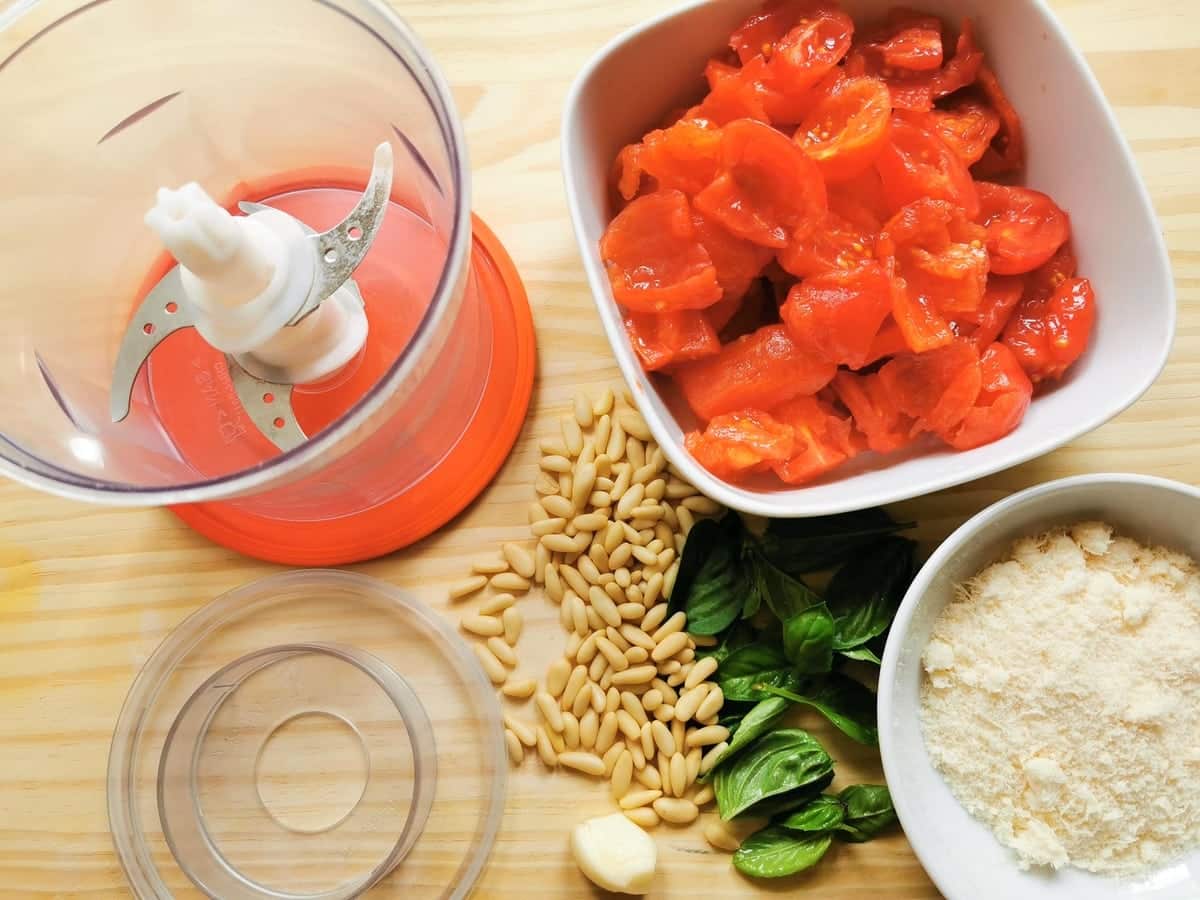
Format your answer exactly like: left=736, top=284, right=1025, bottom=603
left=107, top=571, right=506, bottom=898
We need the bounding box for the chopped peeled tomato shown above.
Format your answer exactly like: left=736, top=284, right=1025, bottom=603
left=684, top=409, right=796, bottom=481
left=624, top=310, right=720, bottom=371
left=601, top=1, right=1093, bottom=489
left=770, top=394, right=863, bottom=484
left=675, top=324, right=837, bottom=420
left=600, top=190, right=723, bottom=313
left=694, top=118, right=828, bottom=248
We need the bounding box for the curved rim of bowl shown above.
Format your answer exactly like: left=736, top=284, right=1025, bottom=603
left=877, top=472, right=1200, bottom=897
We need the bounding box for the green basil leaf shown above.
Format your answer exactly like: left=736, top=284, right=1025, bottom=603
left=827, top=537, right=915, bottom=650
left=777, top=795, right=845, bottom=833
left=756, top=673, right=879, bottom=745
left=718, top=644, right=801, bottom=701
left=752, top=550, right=823, bottom=622
left=682, top=535, right=745, bottom=636
left=669, top=513, right=742, bottom=616
left=715, top=729, right=834, bottom=820
left=839, top=646, right=882, bottom=665
left=699, top=696, right=791, bottom=781
left=733, top=828, right=833, bottom=879
left=837, top=785, right=897, bottom=842
left=697, top=620, right=756, bottom=664
left=759, top=509, right=912, bottom=576
left=782, top=604, right=835, bottom=674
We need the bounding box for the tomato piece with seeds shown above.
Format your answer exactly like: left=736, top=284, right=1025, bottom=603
left=675, top=324, right=838, bottom=420
left=796, top=76, right=892, bottom=182
left=778, top=209, right=875, bottom=278
left=780, top=264, right=893, bottom=368
left=613, top=143, right=646, bottom=202
left=767, top=4, right=855, bottom=99
left=832, top=369, right=914, bottom=453
left=637, top=119, right=724, bottom=197
left=846, top=18, right=983, bottom=112
left=854, top=8, right=944, bottom=72
left=941, top=342, right=1032, bottom=449
left=957, top=275, right=1025, bottom=349
left=1002, top=276, right=1096, bottom=382
left=875, top=116, right=980, bottom=218
left=701, top=60, right=771, bottom=125
left=862, top=316, right=910, bottom=366
left=770, top=394, right=863, bottom=484
left=692, top=211, right=774, bottom=302
left=879, top=340, right=982, bottom=435
left=685, top=409, right=796, bottom=481
left=600, top=190, right=722, bottom=313
left=695, top=118, right=828, bottom=248
left=971, top=64, right=1026, bottom=176
left=922, top=96, right=1001, bottom=166
left=828, top=165, right=893, bottom=227
left=976, top=182, right=1071, bottom=275
left=624, top=310, right=721, bottom=372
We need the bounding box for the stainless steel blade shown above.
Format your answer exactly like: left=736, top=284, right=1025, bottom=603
left=226, top=357, right=307, bottom=452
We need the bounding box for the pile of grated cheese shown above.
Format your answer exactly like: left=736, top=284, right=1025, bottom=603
left=920, top=521, right=1200, bottom=877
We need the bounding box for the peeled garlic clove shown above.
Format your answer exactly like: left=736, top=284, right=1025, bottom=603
left=571, top=812, right=657, bottom=895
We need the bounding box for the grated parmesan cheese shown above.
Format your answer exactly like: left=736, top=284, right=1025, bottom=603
left=919, top=522, right=1200, bottom=877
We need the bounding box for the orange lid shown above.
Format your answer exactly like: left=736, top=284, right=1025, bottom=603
left=169, top=215, right=535, bottom=565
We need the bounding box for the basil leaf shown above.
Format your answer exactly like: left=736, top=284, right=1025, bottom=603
left=782, top=604, right=835, bottom=674
left=733, top=828, right=833, bottom=878
left=715, top=729, right=834, bottom=821
left=777, top=795, right=845, bottom=833
left=699, top=696, right=791, bottom=781
left=697, top=620, right=756, bottom=664
left=751, top=551, right=822, bottom=622
left=839, top=646, right=882, bottom=665
left=759, top=509, right=912, bottom=576
left=756, top=673, right=879, bottom=745
left=827, top=537, right=915, bottom=650
left=837, top=785, right=897, bottom=842
left=672, top=511, right=744, bottom=619
left=718, top=644, right=801, bottom=701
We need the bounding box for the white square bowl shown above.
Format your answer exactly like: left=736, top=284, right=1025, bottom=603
left=562, top=0, right=1175, bottom=516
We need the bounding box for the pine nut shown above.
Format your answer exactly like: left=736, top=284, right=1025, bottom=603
left=536, top=727, right=558, bottom=767
left=613, top=567, right=631, bottom=589
left=590, top=682, right=606, bottom=714
left=545, top=565, right=564, bottom=603
left=546, top=658, right=572, bottom=697
left=632, top=505, right=665, bottom=523
left=685, top=657, right=719, bottom=690
left=644, top=479, right=667, bottom=501
left=616, top=483, right=645, bottom=520
left=676, top=647, right=696, bottom=665
left=536, top=691, right=564, bottom=732
left=589, top=543, right=610, bottom=570
left=529, top=501, right=551, bottom=524
left=474, top=643, right=507, bottom=684
left=625, top=807, right=659, bottom=829
left=635, top=763, right=660, bottom=788
left=560, top=564, right=589, bottom=598
left=570, top=391, right=592, bottom=428
left=658, top=754, right=673, bottom=796
left=479, top=593, right=515, bottom=616
left=572, top=683, right=593, bottom=718
left=578, top=441, right=596, bottom=467
left=501, top=678, right=536, bottom=699
left=610, top=467, right=632, bottom=502
left=562, top=664, right=589, bottom=710
left=611, top=665, right=657, bottom=686
left=631, top=462, right=656, bottom=486
left=492, top=573, right=530, bottom=595
left=611, top=603, right=638, bottom=621
left=616, top=709, right=642, bottom=741
left=593, top=388, right=615, bottom=417
left=642, top=689, right=663, bottom=712
left=496, top=545, right=533, bottom=582
left=618, top=625, right=654, bottom=652
left=685, top=725, right=730, bottom=749
left=542, top=494, right=573, bottom=519
left=589, top=491, right=612, bottom=508
left=662, top=503, right=679, bottom=530
left=504, top=715, right=537, bottom=748
left=505, top=729, right=524, bottom=764
left=595, top=711, right=619, bottom=754
left=652, top=678, right=678, bottom=706
left=603, top=626, right=629, bottom=651
left=588, top=650, right=608, bottom=682
left=580, top=709, right=599, bottom=749
left=567, top=593, right=588, bottom=634
left=674, top=685, right=708, bottom=723
left=597, top=636, right=629, bottom=672
left=643, top=572, right=664, bottom=608
left=611, top=750, right=633, bottom=799
left=605, top=687, right=621, bottom=714
left=704, top=821, right=741, bottom=852
left=659, top=660, right=682, bottom=677
left=626, top=647, right=649, bottom=665
left=588, top=586, right=622, bottom=628
left=499, top=607, right=522, bottom=646
left=669, top=753, right=687, bottom=797
left=541, top=454, right=572, bottom=473
left=651, top=720, right=676, bottom=757
left=640, top=721, right=656, bottom=760
left=652, top=631, right=689, bottom=662
left=681, top=495, right=722, bottom=515
left=576, top=632, right=599, bottom=664
left=653, top=704, right=675, bottom=723
left=672, top=718, right=686, bottom=752
left=676, top=506, right=697, bottom=536
left=699, top=741, right=728, bottom=775
left=608, top=543, right=633, bottom=570
left=572, top=463, right=597, bottom=511
left=471, top=556, right=509, bottom=575
left=626, top=584, right=644, bottom=606
left=696, top=686, right=724, bottom=721
left=562, top=712, right=580, bottom=749
left=651, top=611, right=686, bottom=643
left=619, top=789, right=662, bottom=811
left=616, top=409, right=651, bottom=441
left=488, top=637, right=518, bottom=667
left=602, top=521, right=624, bottom=554
left=546, top=728, right=566, bottom=754
left=540, top=436, right=569, bottom=456
left=657, top=548, right=677, bottom=570
left=533, top=517, right=568, bottom=537
left=602, top=742, right=625, bottom=776
left=462, top=614, right=504, bottom=638
left=653, top=797, right=699, bottom=825
left=693, top=783, right=714, bottom=806
left=614, top=691, right=645, bottom=726
left=606, top=419, right=626, bottom=461
left=449, top=576, right=488, bottom=601
left=641, top=605, right=669, bottom=634
left=535, top=471, right=559, bottom=495
left=560, top=414, right=584, bottom=456
left=559, top=751, right=604, bottom=777
left=594, top=415, right=612, bottom=457
left=565, top=631, right=583, bottom=658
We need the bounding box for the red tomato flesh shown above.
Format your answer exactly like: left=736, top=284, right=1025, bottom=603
left=685, top=409, right=796, bottom=481
left=976, top=182, right=1071, bottom=275
left=797, top=76, right=893, bottom=183
left=1002, top=276, right=1096, bottom=382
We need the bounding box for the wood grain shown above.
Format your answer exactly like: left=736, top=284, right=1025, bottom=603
left=1, top=0, right=1197, bottom=897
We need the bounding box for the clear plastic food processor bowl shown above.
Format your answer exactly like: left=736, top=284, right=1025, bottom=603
left=107, top=571, right=507, bottom=899
left=0, top=0, right=536, bottom=563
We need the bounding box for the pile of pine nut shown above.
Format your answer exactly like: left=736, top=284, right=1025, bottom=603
left=449, top=387, right=730, bottom=830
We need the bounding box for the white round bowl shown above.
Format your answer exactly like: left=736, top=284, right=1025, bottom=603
left=878, top=473, right=1200, bottom=900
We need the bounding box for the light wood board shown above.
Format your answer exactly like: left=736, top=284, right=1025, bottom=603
left=1, top=0, right=1198, bottom=896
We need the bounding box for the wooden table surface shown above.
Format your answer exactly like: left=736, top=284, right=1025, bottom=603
left=1, top=0, right=1198, bottom=897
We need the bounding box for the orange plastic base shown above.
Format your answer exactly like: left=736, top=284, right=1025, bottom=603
left=169, top=215, right=536, bottom=565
